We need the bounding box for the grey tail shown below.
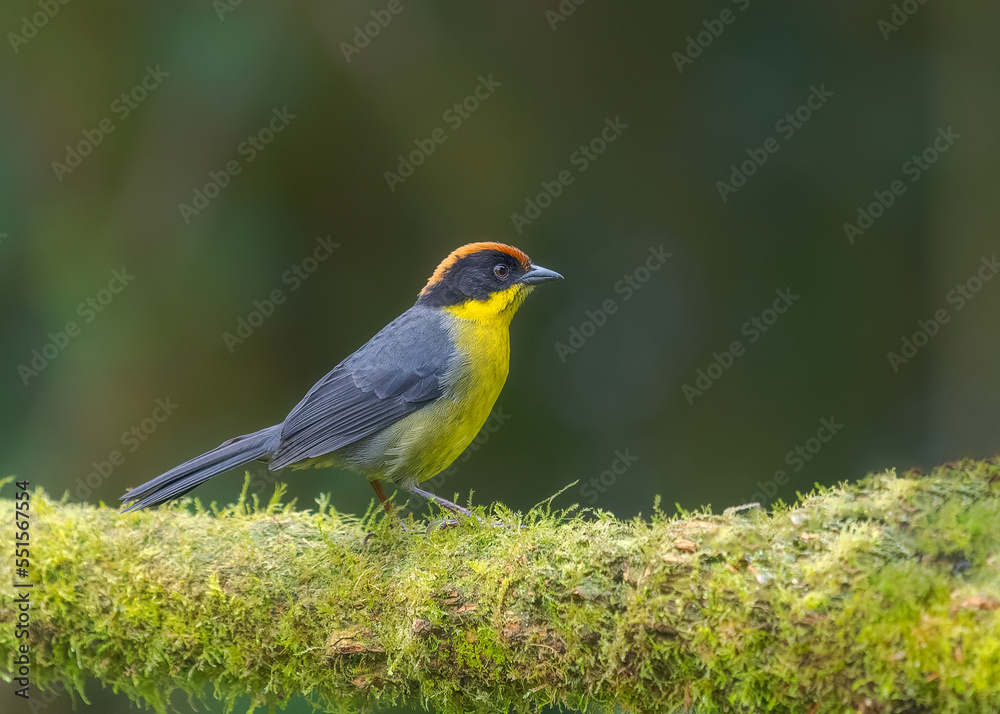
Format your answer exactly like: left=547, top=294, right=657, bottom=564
left=119, top=425, right=282, bottom=512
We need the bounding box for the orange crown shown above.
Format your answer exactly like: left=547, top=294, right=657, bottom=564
left=420, top=242, right=531, bottom=296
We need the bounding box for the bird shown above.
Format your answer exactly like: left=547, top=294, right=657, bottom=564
left=119, top=242, right=563, bottom=518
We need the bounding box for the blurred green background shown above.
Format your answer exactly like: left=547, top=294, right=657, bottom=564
left=2, top=0, right=999, bottom=711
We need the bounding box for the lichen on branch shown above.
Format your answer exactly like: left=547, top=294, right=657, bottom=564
left=3, top=460, right=1000, bottom=713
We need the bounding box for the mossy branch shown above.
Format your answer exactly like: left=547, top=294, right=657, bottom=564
left=3, top=461, right=1000, bottom=713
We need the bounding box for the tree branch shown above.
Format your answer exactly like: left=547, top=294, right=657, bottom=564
left=3, top=460, right=1000, bottom=713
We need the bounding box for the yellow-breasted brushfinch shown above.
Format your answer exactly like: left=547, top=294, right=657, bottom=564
left=120, top=242, right=562, bottom=516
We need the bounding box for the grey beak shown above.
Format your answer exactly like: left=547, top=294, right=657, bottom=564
left=521, top=264, right=564, bottom=285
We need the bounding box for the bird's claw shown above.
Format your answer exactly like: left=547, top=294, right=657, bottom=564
left=425, top=517, right=518, bottom=534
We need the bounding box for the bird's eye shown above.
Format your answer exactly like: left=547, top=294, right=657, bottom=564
left=494, top=264, right=509, bottom=279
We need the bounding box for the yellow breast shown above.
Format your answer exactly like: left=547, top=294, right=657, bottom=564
left=377, top=288, right=528, bottom=486
left=380, top=317, right=505, bottom=483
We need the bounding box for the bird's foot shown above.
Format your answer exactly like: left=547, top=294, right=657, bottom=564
left=408, top=486, right=475, bottom=517
left=425, top=517, right=508, bottom=533
left=403, top=486, right=524, bottom=533
left=404, top=486, right=496, bottom=532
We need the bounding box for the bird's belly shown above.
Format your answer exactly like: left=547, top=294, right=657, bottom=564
left=336, top=317, right=510, bottom=487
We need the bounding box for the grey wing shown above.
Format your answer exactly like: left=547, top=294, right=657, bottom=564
left=270, top=306, right=452, bottom=469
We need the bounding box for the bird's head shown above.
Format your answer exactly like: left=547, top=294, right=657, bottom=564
left=417, top=242, right=563, bottom=321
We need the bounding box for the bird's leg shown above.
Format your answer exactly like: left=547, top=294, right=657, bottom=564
left=364, top=480, right=408, bottom=543
left=370, top=479, right=395, bottom=516
left=402, top=484, right=516, bottom=532
left=404, top=484, right=475, bottom=518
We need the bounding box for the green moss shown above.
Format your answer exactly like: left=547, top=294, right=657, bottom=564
left=3, top=461, right=1000, bottom=712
